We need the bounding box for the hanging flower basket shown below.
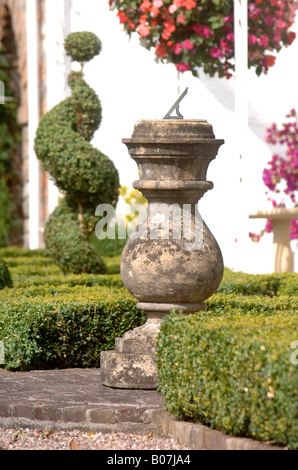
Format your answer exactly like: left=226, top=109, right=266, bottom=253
left=109, top=0, right=298, bottom=78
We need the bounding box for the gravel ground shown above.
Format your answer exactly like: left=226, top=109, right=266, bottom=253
left=0, top=428, right=190, bottom=451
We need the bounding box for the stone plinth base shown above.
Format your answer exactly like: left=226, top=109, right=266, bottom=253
left=101, top=313, right=161, bottom=390
left=101, top=350, right=158, bottom=390
left=101, top=303, right=206, bottom=390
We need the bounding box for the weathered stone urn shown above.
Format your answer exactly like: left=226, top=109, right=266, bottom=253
left=101, top=119, right=224, bottom=389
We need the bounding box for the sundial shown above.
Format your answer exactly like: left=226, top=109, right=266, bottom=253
left=163, top=87, right=188, bottom=120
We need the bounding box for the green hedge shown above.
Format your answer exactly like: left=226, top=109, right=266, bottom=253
left=0, top=288, right=144, bottom=371
left=0, top=247, right=49, bottom=258
left=157, top=309, right=298, bottom=449
left=206, top=292, right=296, bottom=316
left=0, top=281, right=124, bottom=301
left=0, top=250, right=135, bottom=371
left=0, top=258, right=13, bottom=289
left=3, top=274, right=123, bottom=290
left=218, top=270, right=298, bottom=296
left=1, top=248, right=297, bottom=449
left=3, top=256, right=120, bottom=284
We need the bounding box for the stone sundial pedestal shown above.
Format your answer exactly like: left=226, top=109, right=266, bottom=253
left=101, top=119, right=224, bottom=389
left=249, top=207, right=298, bottom=273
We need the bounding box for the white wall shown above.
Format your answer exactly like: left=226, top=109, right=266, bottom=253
left=46, top=0, right=72, bottom=215
left=44, top=0, right=298, bottom=273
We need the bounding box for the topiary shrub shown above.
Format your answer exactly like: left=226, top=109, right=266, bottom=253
left=0, top=258, right=13, bottom=289
left=34, top=32, right=119, bottom=274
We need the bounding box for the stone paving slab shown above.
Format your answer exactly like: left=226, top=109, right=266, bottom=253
left=0, top=368, right=165, bottom=434
left=0, top=368, right=286, bottom=450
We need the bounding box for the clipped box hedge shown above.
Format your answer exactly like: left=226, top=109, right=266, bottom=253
left=206, top=292, right=297, bottom=316
left=0, top=251, right=132, bottom=371
left=157, top=309, right=298, bottom=449
left=0, top=258, right=13, bottom=289
left=2, top=273, right=123, bottom=290
left=219, top=269, right=298, bottom=296
left=0, top=247, right=49, bottom=258
left=1, top=247, right=297, bottom=449
left=0, top=288, right=145, bottom=371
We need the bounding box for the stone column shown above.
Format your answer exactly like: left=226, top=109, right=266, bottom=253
left=101, top=119, right=224, bottom=389
left=249, top=208, right=298, bottom=273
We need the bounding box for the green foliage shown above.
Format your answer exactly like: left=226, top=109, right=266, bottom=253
left=64, top=32, right=102, bottom=65
left=89, top=229, right=127, bottom=258
left=157, top=270, right=298, bottom=449
left=44, top=199, right=106, bottom=274
left=0, top=291, right=144, bottom=371
left=34, top=32, right=119, bottom=274
left=0, top=49, right=22, bottom=246
left=0, top=249, right=144, bottom=371
left=219, top=269, right=298, bottom=297
left=0, top=247, right=48, bottom=258
left=0, top=258, right=13, bottom=289
left=1, top=247, right=297, bottom=449
left=0, top=174, right=11, bottom=246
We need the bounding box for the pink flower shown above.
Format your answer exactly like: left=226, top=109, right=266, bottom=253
left=264, top=15, right=274, bottom=26
left=138, top=24, right=151, bottom=37
left=161, top=17, right=176, bottom=40
left=176, top=62, right=191, bottom=72
left=183, top=0, right=196, bottom=10
left=248, top=34, right=258, bottom=45
left=174, top=43, right=183, bottom=54
left=153, top=0, right=163, bottom=7
left=263, top=168, right=275, bottom=191
left=210, top=47, right=222, bottom=58
left=265, top=219, right=273, bottom=234
left=226, top=32, right=234, bottom=42
left=273, top=31, right=282, bottom=43
left=224, top=15, right=233, bottom=23
left=150, top=6, right=160, bottom=16
left=220, top=39, right=232, bottom=54
left=259, top=35, right=269, bottom=47
left=249, top=232, right=261, bottom=243
left=275, top=19, right=286, bottom=29
left=177, top=13, right=187, bottom=24
left=193, top=23, right=213, bottom=38
left=140, top=0, right=152, bottom=13
left=288, top=31, right=296, bottom=46
left=183, top=39, right=194, bottom=50
left=139, top=14, right=148, bottom=24
left=168, top=4, right=178, bottom=14
left=291, top=219, right=298, bottom=240
left=117, top=11, right=129, bottom=24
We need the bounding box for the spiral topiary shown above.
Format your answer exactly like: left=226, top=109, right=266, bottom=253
left=34, top=32, right=119, bottom=274
left=0, top=258, right=13, bottom=289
